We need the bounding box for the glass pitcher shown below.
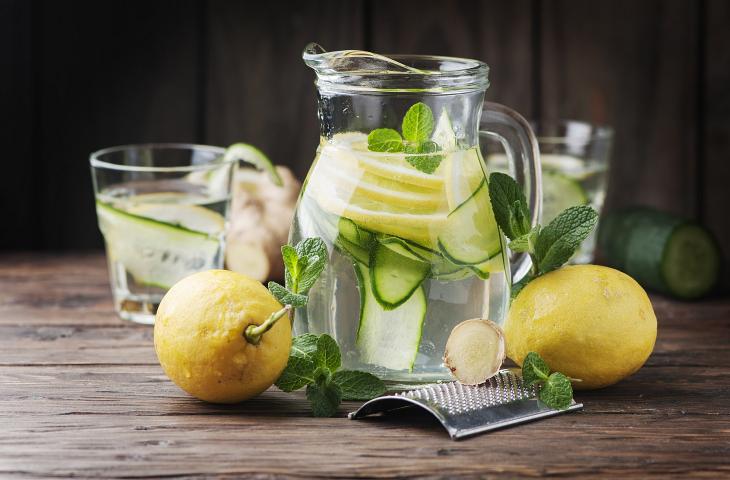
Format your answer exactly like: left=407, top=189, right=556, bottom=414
left=291, top=45, right=541, bottom=384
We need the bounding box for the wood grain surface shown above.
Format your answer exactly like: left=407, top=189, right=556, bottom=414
left=0, top=253, right=728, bottom=478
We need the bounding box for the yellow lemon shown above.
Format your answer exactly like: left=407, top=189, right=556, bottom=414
left=505, top=265, right=657, bottom=390
left=154, top=270, right=291, bottom=403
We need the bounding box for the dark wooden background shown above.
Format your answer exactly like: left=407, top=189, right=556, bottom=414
left=2, top=0, right=729, bottom=274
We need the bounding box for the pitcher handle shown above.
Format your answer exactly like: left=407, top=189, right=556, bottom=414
left=479, top=102, right=542, bottom=284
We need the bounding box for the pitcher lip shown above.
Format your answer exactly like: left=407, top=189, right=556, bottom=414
left=303, top=43, right=490, bottom=94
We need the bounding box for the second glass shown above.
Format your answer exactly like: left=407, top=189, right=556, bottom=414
left=90, top=144, right=236, bottom=324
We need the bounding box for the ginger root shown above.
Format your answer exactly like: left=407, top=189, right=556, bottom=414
left=226, top=166, right=301, bottom=282
left=444, top=319, right=506, bottom=385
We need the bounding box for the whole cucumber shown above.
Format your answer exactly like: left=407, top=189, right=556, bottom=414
left=598, top=207, right=720, bottom=300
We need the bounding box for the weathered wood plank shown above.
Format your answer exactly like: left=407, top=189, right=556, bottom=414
left=0, top=253, right=118, bottom=326
left=369, top=0, right=535, bottom=116
left=0, top=367, right=728, bottom=478
left=1, top=256, right=729, bottom=478
left=703, top=0, right=730, bottom=290
left=203, top=0, right=365, bottom=180
left=539, top=0, right=699, bottom=217
left=32, top=0, right=201, bottom=249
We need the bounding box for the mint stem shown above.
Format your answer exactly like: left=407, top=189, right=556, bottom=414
left=244, top=304, right=293, bottom=345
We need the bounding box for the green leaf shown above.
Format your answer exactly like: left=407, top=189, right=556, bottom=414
left=267, top=281, right=308, bottom=307
left=314, top=333, right=341, bottom=372
left=538, top=372, right=574, bottom=410
left=404, top=140, right=442, bottom=174
left=290, top=333, right=319, bottom=361
left=488, top=173, right=531, bottom=241
left=401, top=102, right=435, bottom=142
left=281, top=245, right=298, bottom=291
left=332, top=370, right=386, bottom=400
left=367, top=128, right=404, bottom=152
left=295, top=238, right=329, bottom=294
left=522, top=351, right=550, bottom=386
left=508, top=226, right=539, bottom=253
left=275, top=355, right=317, bottom=392
left=534, top=205, right=598, bottom=274
left=306, top=382, right=342, bottom=417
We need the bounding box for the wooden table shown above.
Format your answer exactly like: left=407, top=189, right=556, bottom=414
left=1, top=253, right=729, bottom=478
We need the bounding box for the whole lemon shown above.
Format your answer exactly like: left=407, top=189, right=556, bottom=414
left=154, top=270, right=291, bottom=403
left=505, top=265, right=656, bottom=389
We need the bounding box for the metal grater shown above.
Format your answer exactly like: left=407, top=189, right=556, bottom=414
left=349, top=369, right=582, bottom=440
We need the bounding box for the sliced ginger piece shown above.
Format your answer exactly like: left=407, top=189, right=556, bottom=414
left=444, top=319, right=506, bottom=385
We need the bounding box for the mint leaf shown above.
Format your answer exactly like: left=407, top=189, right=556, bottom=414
left=275, top=356, right=317, bottom=392
left=295, top=238, right=329, bottom=294
left=404, top=140, right=442, bottom=174
left=508, top=226, right=539, bottom=253
left=267, top=281, right=308, bottom=307
left=368, top=128, right=404, bottom=152
left=522, top=351, right=550, bottom=386
left=314, top=333, right=341, bottom=372
left=306, top=382, right=342, bottom=417
left=402, top=102, right=435, bottom=142
left=332, top=370, right=386, bottom=400
left=488, top=173, right=531, bottom=240
left=534, top=205, right=598, bottom=274
left=539, top=372, right=573, bottom=410
left=281, top=245, right=298, bottom=291
left=290, top=333, right=319, bottom=361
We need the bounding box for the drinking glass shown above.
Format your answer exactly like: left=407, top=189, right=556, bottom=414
left=485, top=120, right=613, bottom=263
left=90, top=144, right=236, bottom=324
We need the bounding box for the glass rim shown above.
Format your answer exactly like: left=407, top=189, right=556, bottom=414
left=304, top=44, right=490, bottom=94
left=89, top=143, right=233, bottom=173
left=531, top=119, right=614, bottom=144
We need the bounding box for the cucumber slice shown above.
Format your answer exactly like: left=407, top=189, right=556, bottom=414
left=438, top=180, right=502, bottom=265
left=599, top=207, right=720, bottom=299
left=370, top=241, right=430, bottom=310
left=542, top=170, right=588, bottom=222
left=334, top=236, right=370, bottom=266
left=379, top=235, right=440, bottom=263
left=430, top=255, right=473, bottom=281
left=338, top=217, right=374, bottom=248
left=96, top=201, right=221, bottom=289
left=224, top=143, right=282, bottom=186
left=355, top=263, right=426, bottom=372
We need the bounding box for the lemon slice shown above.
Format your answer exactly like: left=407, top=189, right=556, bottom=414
left=315, top=162, right=444, bottom=210
left=443, top=148, right=486, bottom=211
left=324, top=134, right=445, bottom=190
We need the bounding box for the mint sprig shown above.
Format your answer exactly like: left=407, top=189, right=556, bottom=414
left=243, top=238, right=328, bottom=345
left=270, top=238, right=328, bottom=306
left=276, top=333, right=386, bottom=417
left=367, top=102, right=443, bottom=174
left=522, top=352, right=574, bottom=410
left=487, top=172, right=598, bottom=293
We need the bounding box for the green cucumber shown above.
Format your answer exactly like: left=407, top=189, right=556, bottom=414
left=542, top=170, right=588, bottom=223
left=379, top=235, right=440, bottom=263
left=334, top=236, right=370, bottom=266
left=438, top=180, right=502, bottom=265
left=355, top=263, right=426, bottom=372
left=96, top=201, right=220, bottom=289
left=370, top=241, right=430, bottom=310
left=338, top=217, right=374, bottom=248
left=599, top=207, right=720, bottom=299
